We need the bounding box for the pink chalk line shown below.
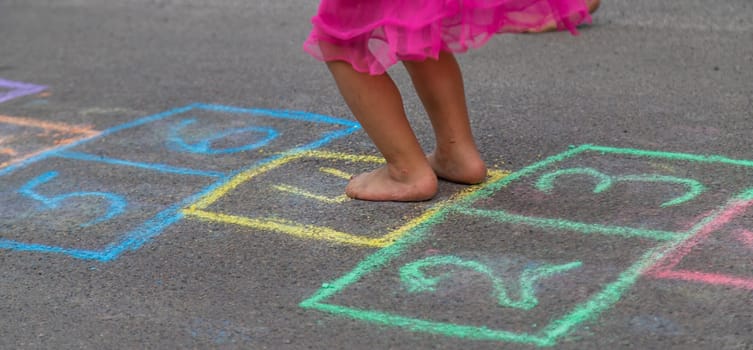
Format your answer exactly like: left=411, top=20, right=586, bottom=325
left=647, top=199, right=753, bottom=290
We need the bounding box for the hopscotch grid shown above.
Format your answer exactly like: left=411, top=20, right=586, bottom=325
left=300, top=211, right=679, bottom=346
left=3, top=90, right=752, bottom=341
left=300, top=144, right=753, bottom=346
left=0, top=104, right=361, bottom=261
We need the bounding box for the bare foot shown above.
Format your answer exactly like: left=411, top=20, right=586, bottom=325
left=525, top=0, right=600, bottom=33
left=428, top=150, right=487, bottom=185
left=345, top=164, right=438, bottom=201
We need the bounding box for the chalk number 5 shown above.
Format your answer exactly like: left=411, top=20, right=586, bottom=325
left=18, top=171, right=126, bottom=227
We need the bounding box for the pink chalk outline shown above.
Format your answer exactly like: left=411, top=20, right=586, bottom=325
left=0, top=78, right=47, bottom=104
left=734, top=229, right=753, bottom=248
left=647, top=199, right=753, bottom=290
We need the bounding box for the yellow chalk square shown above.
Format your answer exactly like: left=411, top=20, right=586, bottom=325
left=183, top=150, right=508, bottom=247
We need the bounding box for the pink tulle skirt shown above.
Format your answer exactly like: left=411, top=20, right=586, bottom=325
left=304, top=0, right=591, bottom=75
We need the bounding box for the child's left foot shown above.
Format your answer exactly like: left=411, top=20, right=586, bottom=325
left=345, top=164, right=438, bottom=201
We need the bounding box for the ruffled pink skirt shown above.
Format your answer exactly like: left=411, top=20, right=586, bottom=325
left=304, top=0, right=591, bottom=75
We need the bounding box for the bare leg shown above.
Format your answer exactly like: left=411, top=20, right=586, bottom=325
left=327, top=60, right=437, bottom=201
left=403, top=52, right=487, bottom=184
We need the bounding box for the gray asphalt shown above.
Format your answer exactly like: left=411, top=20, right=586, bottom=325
left=1, top=0, right=753, bottom=349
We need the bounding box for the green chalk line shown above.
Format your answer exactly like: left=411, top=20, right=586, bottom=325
left=449, top=144, right=591, bottom=208
left=541, top=244, right=670, bottom=340
left=300, top=210, right=450, bottom=306
left=617, top=174, right=705, bottom=207
left=536, top=167, right=706, bottom=208
left=400, top=255, right=582, bottom=310
left=305, top=301, right=552, bottom=346
left=457, top=207, right=679, bottom=241
left=587, top=145, right=753, bottom=168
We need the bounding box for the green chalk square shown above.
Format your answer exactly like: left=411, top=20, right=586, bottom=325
left=300, top=145, right=753, bottom=346
left=453, top=144, right=753, bottom=241
left=300, top=209, right=670, bottom=346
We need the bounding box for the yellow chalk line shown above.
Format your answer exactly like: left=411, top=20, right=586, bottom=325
left=272, top=184, right=350, bottom=204
left=187, top=150, right=383, bottom=211
left=186, top=209, right=388, bottom=247
left=183, top=149, right=509, bottom=247
left=319, top=167, right=352, bottom=179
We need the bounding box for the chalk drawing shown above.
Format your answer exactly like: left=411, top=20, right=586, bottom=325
left=0, top=103, right=359, bottom=261
left=272, top=184, right=350, bottom=204
left=647, top=188, right=753, bottom=290
left=182, top=150, right=509, bottom=248
left=319, top=167, right=352, bottom=179
left=18, top=170, right=127, bottom=227
left=56, top=151, right=225, bottom=178
left=0, top=136, right=16, bottom=162
left=167, top=118, right=279, bottom=155
left=400, top=255, right=582, bottom=310
left=535, top=167, right=705, bottom=207
left=59, top=103, right=361, bottom=175
left=0, top=114, right=99, bottom=170
left=0, top=78, right=47, bottom=104
left=79, top=107, right=138, bottom=117
left=271, top=166, right=353, bottom=204
left=734, top=229, right=753, bottom=248
left=300, top=144, right=753, bottom=346
left=458, top=145, right=753, bottom=238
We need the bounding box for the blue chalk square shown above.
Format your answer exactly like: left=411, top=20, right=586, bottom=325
left=66, top=103, right=361, bottom=175
left=0, top=157, right=215, bottom=260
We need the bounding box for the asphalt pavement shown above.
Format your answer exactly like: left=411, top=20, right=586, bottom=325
left=1, top=0, right=753, bottom=349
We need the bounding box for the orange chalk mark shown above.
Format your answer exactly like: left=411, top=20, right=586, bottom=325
left=0, top=115, right=98, bottom=136
left=0, top=114, right=100, bottom=169
left=0, top=147, right=18, bottom=156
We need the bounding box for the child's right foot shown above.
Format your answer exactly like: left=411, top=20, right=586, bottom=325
left=428, top=150, right=487, bottom=185
left=525, top=0, right=601, bottom=33
left=345, top=164, right=438, bottom=201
